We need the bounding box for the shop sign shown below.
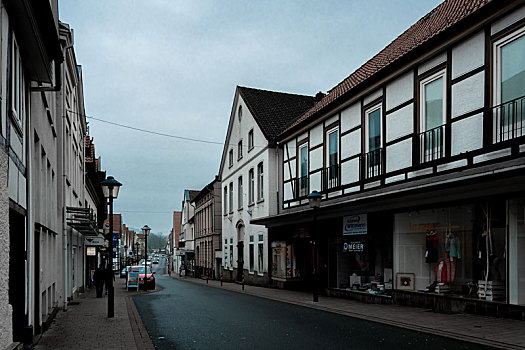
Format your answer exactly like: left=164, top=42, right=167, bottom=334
left=85, top=237, right=105, bottom=246
left=343, top=214, right=367, bottom=235
left=343, top=241, right=364, bottom=252
left=86, top=246, right=96, bottom=256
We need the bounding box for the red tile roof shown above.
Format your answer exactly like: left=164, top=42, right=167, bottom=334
left=284, top=0, right=493, bottom=134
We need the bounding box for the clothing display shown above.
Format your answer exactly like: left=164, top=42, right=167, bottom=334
left=445, top=233, right=461, bottom=259
left=445, top=252, right=457, bottom=283
left=425, top=231, right=439, bottom=263
left=434, top=260, right=447, bottom=283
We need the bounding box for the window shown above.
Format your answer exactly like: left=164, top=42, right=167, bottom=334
left=249, top=236, right=254, bottom=273
left=238, top=140, right=243, bottom=160
left=238, top=105, right=243, bottom=121
left=229, top=150, right=234, bottom=167
left=257, top=162, right=264, bottom=201
left=224, top=186, right=228, bottom=215
left=298, top=143, right=308, bottom=197
left=258, top=234, right=264, bottom=275
left=10, top=36, right=25, bottom=133
left=364, top=104, right=382, bottom=177
left=229, top=182, right=233, bottom=214
left=238, top=176, right=243, bottom=209
left=324, top=127, right=339, bottom=189
left=420, top=70, right=446, bottom=162
left=229, top=238, right=234, bottom=270
left=224, top=239, right=228, bottom=268
left=493, top=27, right=525, bottom=142
left=248, top=129, right=254, bottom=151
left=248, top=168, right=255, bottom=204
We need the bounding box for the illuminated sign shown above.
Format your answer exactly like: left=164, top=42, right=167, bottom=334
left=343, top=242, right=364, bottom=252
left=343, top=214, right=367, bottom=235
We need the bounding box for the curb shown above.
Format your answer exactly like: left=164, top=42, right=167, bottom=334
left=126, top=296, right=155, bottom=350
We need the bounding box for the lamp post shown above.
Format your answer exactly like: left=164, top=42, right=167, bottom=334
left=135, top=242, right=140, bottom=265
left=142, top=225, right=151, bottom=290
left=100, top=175, right=122, bottom=318
left=308, top=190, right=322, bottom=303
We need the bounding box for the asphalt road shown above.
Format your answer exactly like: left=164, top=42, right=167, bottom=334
left=134, top=259, right=490, bottom=350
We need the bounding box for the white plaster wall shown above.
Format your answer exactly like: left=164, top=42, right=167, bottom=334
left=309, top=124, right=323, bottom=148
left=309, top=147, right=323, bottom=172
left=309, top=171, right=322, bottom=192
left=341, top=158, right=360, bottom=185
left=284, top=181, right=293, bottom=201
left=340, top=103, right=361, bottom=133
left=364, top=88, right=382, bottom=105
left=386, top=139, right=412, bottom=173
left=452, top=31, right=484, bottom=79
left=418, top=52, right=446, bottom=75
left=386, top=71, right=414, bottom=110
left=386, top=104, right=413, bottom=143
left=451, top=113, right=484, bottom=156
left=325, top=114, right=339, bottom=127
left=341, top=129, right=361, bottom=160
left=285, top=139, right=296, bottom=160
left=451, top=72, right=484, bottom=118
left=491, top=5, right=525, bottom=35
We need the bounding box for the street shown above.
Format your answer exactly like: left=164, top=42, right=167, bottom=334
left=134, top=260, right=490, bottom=350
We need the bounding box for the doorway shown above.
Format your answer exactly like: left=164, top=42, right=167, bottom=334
left=237, top=223, right=245, bottom=281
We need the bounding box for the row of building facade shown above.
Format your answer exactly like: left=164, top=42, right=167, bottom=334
left=0, top=1, right=143, bottom=348
left=169, top=0, right=525, bottom=320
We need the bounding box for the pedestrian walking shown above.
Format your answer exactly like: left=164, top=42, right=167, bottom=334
left=93, top=264, right=105, bottom=298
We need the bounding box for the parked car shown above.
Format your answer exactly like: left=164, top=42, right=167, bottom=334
left=120, top=266, right=130, bottom=278
left=131, top=265, right=156, bottom=290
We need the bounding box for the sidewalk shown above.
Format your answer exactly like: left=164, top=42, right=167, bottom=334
left=171, top=274, right=525, bottom=350
left=34, top=278, right=154, bottom=350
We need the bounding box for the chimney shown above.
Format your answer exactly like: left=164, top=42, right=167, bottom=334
left=314, top=91, right=325, bottom=104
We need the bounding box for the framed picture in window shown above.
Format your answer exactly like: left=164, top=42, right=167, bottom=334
left=396, top=273, right=415, bottom=290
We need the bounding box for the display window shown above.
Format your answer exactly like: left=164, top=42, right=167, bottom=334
left=394, top=202, right=507, bottom=301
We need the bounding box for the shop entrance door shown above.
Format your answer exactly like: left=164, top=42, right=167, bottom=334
left=237, top=241, right=244, bottom=281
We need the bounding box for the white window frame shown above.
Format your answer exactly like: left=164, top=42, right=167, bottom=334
left=248, top=168, right=255, bottom=204
left=298, top=143, right=309, bottom=197
left=419, top=69, right=447, bottom=132
left=228, top=150, right=233, bottom=168
left=10, top=36, right=24, bottom=134
left=237, top=176, right=243, bottom=210
left=325, top=126, right=339, bottom=168
left=364, top=104, right=382, bottom=153
left=257, top=234, right=264, bottom=275
left=257, top=162, right=264, bottom=201
left=223, top=186, right=228, bottom=215
left=238, top=140, right=243, bottom=160
left=493, top=26, right=525, bottom=142
left=248, top=129, right=254, bottom=151
left=249, top=235, right=254, bottom=273
left=229, top=182, right=233, bottom=214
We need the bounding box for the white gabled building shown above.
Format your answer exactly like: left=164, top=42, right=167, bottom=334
left=218, top=86, right=316, bottom=286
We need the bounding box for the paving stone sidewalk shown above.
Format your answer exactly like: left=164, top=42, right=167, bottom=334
left=34, top=278, right=154, bottom=350
left=172, top=274, right=525, bottom=350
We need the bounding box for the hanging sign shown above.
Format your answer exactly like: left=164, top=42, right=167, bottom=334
left=343, top=214, right=367, bottom=235
left=86, top=247, right=96, bottom=256
left=85, top=237, right=105, bottom=246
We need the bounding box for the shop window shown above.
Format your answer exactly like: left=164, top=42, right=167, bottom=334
left=249, top=236, right=254, bottom=273
left=509, top=199, right=525, bottom=305
left=297, top=143, right=308, bottom=197
left=364, top=104, right=382, bottom=178
left=393, top=203, right=507, bottom=301
left=258, top=234, right=264, bottom=275
left=493, top=26, right=525, bottom=143
left=229, top=238, right=234, bottom=270
left=419, top=70, right=446, bottom=162
left=271, top=241, right=287, bottom=279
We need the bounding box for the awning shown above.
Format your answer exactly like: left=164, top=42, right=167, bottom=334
left=66, top=207, right=99, bottom=236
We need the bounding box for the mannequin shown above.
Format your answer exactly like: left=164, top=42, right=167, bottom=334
left=425, top=230, right=439, bottom=263
left=445, top=231, right=460, bottom=283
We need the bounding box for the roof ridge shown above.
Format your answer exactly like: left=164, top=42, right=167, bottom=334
left=238, top=85, right=314, bottom=99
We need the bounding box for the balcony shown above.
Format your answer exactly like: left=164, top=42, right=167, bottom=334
left=294, top=175, right=309, bottom=198
left=321, top=164, right=340, bottom=191
left=419, top=125, right=445, bottom=163
left=493, top=95, right=525, bottom=144
left=362, top=148, right=383, bottom=179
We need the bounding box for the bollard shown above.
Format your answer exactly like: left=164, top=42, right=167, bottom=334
left=206, top=277, right=209, bottom=284
left=242, top=276, right=245, bottom=291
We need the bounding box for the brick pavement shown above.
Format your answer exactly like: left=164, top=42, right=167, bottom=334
left=34, top=278, right=154, bottom=350
left=172, top=275, right=525, bottom=350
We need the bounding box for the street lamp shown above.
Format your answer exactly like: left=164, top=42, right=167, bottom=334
left=142, top=225, right=151, bottom=290
left=307, top=190, right=322, bottom=303
left=100, top=175, right=122, bottom=318
left=135, top=241, right=140, bottom=265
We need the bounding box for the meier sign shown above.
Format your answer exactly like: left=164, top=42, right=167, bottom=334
left=343, top=214, right=367, bottom=235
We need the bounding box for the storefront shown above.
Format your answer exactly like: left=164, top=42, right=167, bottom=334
left=394, top=198, right=524, bottom=306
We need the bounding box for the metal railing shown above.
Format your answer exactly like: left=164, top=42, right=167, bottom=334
left=294, top=175, right=309, bottom=198
left=419, top=125, right=445, bottom=163
left=362, top=148, right=383, bottom=179
left=493, top=95, right=525, bottom=144
left=321, top=163, right=340, bottom=191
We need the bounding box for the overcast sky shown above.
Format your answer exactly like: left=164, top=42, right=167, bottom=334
left=59, top=0, right=442, bottom=235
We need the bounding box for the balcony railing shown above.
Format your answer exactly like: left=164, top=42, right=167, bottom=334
left=419, top=125, right=445, bottom=163
left=493, top=95, right=525, bottom=144
left=321, top=164, right=340, bottom=191
left=362, top=148, right=383, bottom=179
left=294, top=175, right=309, bottom=198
